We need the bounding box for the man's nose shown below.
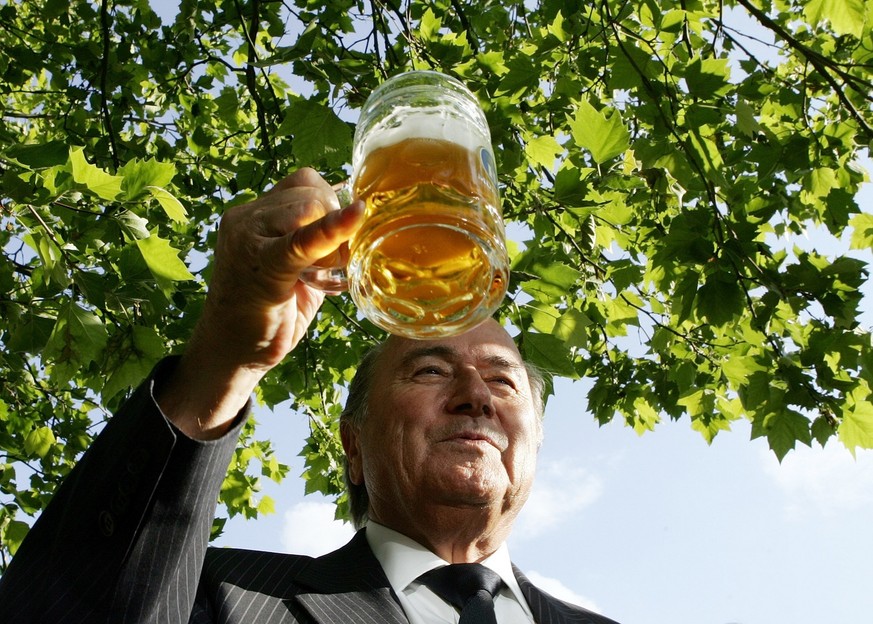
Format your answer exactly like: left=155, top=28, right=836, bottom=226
left=447, top=369, right=495, bottom=418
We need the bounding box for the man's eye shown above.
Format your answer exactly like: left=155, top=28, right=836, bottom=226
left=489, top=376, right=515, bottom=387
left=415, top=366, right=446, bottom=376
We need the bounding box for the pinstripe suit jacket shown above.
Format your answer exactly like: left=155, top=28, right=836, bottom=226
left=0, top=359, right=619, bottom=624
left=190, top=530, right=619, bottom=624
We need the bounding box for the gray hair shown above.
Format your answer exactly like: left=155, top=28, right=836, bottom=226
left=339, top=340, right=548, bottom=529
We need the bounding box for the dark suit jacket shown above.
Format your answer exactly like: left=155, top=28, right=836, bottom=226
left=0, top=359, right=619, bottom=624
left=191, top=529, right=619, bottom=624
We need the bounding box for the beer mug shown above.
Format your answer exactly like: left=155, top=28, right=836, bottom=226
left=301, top=70, right=509, bottom=339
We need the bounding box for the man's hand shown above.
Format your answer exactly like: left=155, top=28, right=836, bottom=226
left=156, top=169, right=364, bottom=439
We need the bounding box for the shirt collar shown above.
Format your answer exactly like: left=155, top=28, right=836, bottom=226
left=365, top=521, right=531, bottom=610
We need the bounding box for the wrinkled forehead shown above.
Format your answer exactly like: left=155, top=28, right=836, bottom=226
left=380, top=320, right=524, bottom=371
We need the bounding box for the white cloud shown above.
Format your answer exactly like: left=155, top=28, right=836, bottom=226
left=762, top=443, right=873, bottom=517
left=280, top=500, right=356, bottom=556
left=512, top=458, right=603, bottom=540
left=524, top=571, right=600, bottom=612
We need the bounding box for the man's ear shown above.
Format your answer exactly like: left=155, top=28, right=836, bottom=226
left=340, top=421, right=364, bottom=485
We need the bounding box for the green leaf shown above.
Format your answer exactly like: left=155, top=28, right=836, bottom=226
left=802, top=167, right=838, bottom=200
left=43, top=302, right=108, bottom=370
left=811, top=416, right=835, bottom=447
left=696, top=273, right=745, bottom=326
left=528, top=301, right=559, bottom=334
left=553, top=164, right=594, bottom=207
left=419, top=7, right=442, bottom=39
left=148, top=186, right=188, bottom=223
left=67, top=304, right=109, bottom=363
left=802, top=0, right=867, bottom=38
left=677, top=388, right=713, bottom=417
left=521, top=261, right=582, bottom=302
left=102, top=327, right=166, bottom=400
left=552, top=309, right=591, bottom=348
left=520, top=331, right=577, bottom=377
left=532, top=262, right=582, bottom=290
left=649, top=326, right=673, bottom=353
left=103, top=355, right=156, bottom=401
left=210, top=517, right=227, bottom=541
left=257, top=495, right=276, bottom=515
left=135, top=235, right=195, bottom=294
left=8, top=313, right=56, bottom=354
left=24, top=425, right=56, bottom=458
left=0, top=519, right=30, bottom=556
left=686, top=127, right=726, bottom=187
left=568, top=100, right=630, bottom=164
left=498, top=54, right=540, bottom=96
left=721, top=354, right=767, bottom=389
left=24, top=231, right=68, bottom=288
left=548, top=10, right=568, bottom=42
left=684, top=57, right=731, bottom=97
left=281, top=100, right=352, bottom=168
left=839, top=386, right=873, bottom=452
left=609, top=40, right=659, bottom=90
left=764, top=410, right=812, bottom=461
left=630, top=396, right=660, bottom=434
left=735, top=100, right=761, bottom=137
left=660, top=9, right=687, bottom=32
left=602, top=294, right=640, bottom=336
left=120, top=158, right=177, bottom=200
left=670, top=361, right=698, bottom=393
left=5, top=140, right=69, bottom=168
left=115, top=210, right=151, bottom=240
left=849, top=213, right=873, bottom=250
left=214, top=87, right=241, bottom=123
left=525, top=135, right=562, bottom=171
left=68, top=147, right=123, bottom=201
left=690, top=410, right=734, bottom=444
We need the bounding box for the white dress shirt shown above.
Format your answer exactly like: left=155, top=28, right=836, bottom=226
left=366, top=521, right=536, bottom=624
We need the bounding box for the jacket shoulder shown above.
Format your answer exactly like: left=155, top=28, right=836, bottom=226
left=514, top=564, right=622, bottom=624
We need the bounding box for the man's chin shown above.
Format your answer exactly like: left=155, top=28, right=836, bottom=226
left=430, top=469, right=507, bottom=508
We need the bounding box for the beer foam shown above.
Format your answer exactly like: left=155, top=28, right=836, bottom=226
left=356, top=107, right=489, bottom=156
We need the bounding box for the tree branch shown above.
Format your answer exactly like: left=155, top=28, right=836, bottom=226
left=735, top=0, right=873, bottom=138
left=448, top=0, right=480, bottom=54
left=236, top=0, right=276, bottom=178
left=99, top=0, right=120, bottom=169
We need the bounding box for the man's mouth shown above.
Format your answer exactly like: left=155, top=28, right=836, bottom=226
left=442, top=429, right=505, bottom=450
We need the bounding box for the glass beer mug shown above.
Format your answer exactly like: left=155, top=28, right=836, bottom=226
left=301, top=70, right=509, bottom=339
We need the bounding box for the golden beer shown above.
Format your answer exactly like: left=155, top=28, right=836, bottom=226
left=348, top=136, right=508, bottom=337
left=300, top=70, right=508, bottom=337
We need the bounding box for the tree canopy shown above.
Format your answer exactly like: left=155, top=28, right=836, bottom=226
left=1, top=0, right=871, bottom=569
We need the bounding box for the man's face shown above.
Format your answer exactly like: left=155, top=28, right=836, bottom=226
left=344, top=319, right=542, bottom=531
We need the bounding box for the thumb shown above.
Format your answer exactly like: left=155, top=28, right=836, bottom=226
left=268, top=200, right=365, bottom=274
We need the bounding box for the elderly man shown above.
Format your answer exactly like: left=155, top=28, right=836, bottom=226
left=0, top=170, right=619, bottom=624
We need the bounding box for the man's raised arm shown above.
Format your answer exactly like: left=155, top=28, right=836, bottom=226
left=157, top=168, right=364, bottom=438
left=0, top=169, right=364, bottom=624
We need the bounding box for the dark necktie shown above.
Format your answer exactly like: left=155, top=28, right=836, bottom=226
left=417, top=563, right=504, bottom=623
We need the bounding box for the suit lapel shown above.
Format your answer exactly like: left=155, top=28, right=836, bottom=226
left=296, top=588, right=408, bottom=624
left=293, top=529, right=408, bottom=624
left=515, top=564, right=564, bottom=624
